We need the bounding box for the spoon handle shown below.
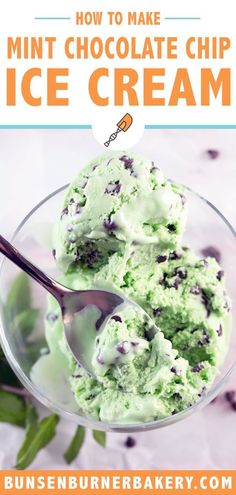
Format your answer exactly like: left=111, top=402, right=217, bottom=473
left=0, top=234, right=63, bottom=301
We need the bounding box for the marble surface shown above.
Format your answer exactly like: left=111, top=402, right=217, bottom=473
left=0, top=129, right=236, bottom=469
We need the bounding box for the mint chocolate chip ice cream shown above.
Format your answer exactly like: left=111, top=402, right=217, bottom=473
left=53, top=151, right=187, bottom=272
left=32, top=151, right=231, bottom=424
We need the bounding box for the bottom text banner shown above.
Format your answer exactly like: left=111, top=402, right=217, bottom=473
left=0, top=471, right=234, bottom=495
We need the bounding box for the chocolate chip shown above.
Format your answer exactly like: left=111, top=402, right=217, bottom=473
left=217, top=325, right=223, bottom=337
left=169, top=251, right=182, bottom=261
left=96, top=350, right=104, bottom=365
left=75, top=204, right=81, bottom=214
left=159, top=272, right=168, bottom=286
left=167, top=224, right=176, bottom=232
left=163, top=278, right=177, bottom=289
left=201, top=335, right=210, bottom=345
left=201, top=291, right=212, bottom=317
left=162, top=271, right=182, bottom=290
left=198, top=386, right=207, bottom=398
left=124, top=436, right=136, bottom=448
left=223, top=297, right=230, bottom=312
left=231, top=402, right=236, bottom=411
left=46, top=312, right=58, bottom=323
left=171, top=367, right=177, bottom=375
left=76, top=242, right=101, bottom=268
left=150, top=163, right=160, bottom=173
left=80, top=179, right=88, bottom=189
left=192, top=363, right=204, bottom=372
left=111, top=315, right=122, bottom=323
left=153, top=307, right=162, bottom=318
left=120, top=155, right=136, bottom=176
left=173, top=393, right=182, bottom=400
left=120, top=155, right=134, bottom=170
left=105, top=180, right=121, bottom=195
left=217, top=270, right=224, bottom=281
left=179, top=193, right=187, bottom=207
left=103, top=219, right=118, bottom=232
left=117, top=341, right=130, bottom=354
left=225, top=390, right=235, bottom=404
left=61, top=207, right=68, bottom=219
left=144, top=325, right=158, bottom=342
left=156, top=255, right=167, bottom=263
left=178, top=270, right=187, bottom=280
left=171, top=277, right=181, bottom=290
left=201, top=246, right=221, bottom=263
left=52, top=249, right=56, bottom=259
left=207, top=149, right=220, bottom=160
left=174, top=267, right=187, bottom=279
left=69, top=198, right=75, bottom=205
left=198, top=330, right=210, bottom=346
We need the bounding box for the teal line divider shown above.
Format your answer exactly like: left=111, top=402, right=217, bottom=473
left=164, top=17, right=201, bottom=20
left=35, top=17, right=71, bottom=20
left=0, top=125, right=235, bottom=129
left=0, top=125, right=92, bottom=129
left=145, top=125, right=236, bottom=129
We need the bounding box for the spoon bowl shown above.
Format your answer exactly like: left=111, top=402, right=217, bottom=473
left=61, top=288, right=124, bottom=376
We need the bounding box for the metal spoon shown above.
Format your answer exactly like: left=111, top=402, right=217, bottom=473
left=0, top=235, right=157, bottom=377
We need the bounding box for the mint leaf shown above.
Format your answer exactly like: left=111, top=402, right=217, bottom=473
left=16, top=405, right=38, bottom=467
left=64, top=426, right=86, bottom=464
left=13, top=308, right=39, bottom=338
left=4, top=273, right=39, bottom=341
left=15, top=413, right=59, bottom=470
left=0, top=390, right=26, bottom=427
left=0, top=353, right=21, bottom=387
left=92, top=430, right=106, bottom=447
left=5, top=273, right=31, bottom=318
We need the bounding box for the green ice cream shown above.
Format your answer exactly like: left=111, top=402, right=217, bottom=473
left=53, top=151, right=187, bottom=272
left=32, top=245, right=230, bottom=424
left=31, top=151, right=231, bottom=424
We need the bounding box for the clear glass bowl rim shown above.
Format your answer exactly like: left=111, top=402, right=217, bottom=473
left=0, top=183, right=235, bottom=432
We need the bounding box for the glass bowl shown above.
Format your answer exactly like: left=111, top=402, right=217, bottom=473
left=0, top=184, right=235, bottom=433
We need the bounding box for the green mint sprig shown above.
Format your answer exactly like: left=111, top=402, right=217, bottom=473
left=0, top=273, right=106, bottom=469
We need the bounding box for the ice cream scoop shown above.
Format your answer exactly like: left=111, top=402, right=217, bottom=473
left=0, top=234, right=158, bottom=377
left=39, top=243, right=230, bottom=423
left=54, top=151, right=187, bottom=273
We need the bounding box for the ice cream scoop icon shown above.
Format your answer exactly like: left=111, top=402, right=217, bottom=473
left=104, top=113, right=133, bottom=147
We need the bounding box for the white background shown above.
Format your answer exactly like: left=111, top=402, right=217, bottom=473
left=0, top=0, right=235, bottom=137
left=0, top=129, right=236, bottom=469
